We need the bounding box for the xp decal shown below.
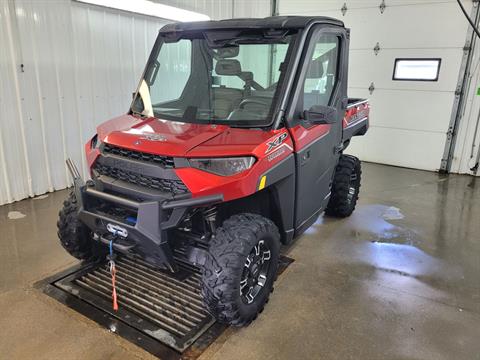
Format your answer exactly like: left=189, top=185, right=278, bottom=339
left=266, top=132, right=289, bottom=154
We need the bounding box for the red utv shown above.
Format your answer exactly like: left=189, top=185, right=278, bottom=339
left=58, top=16, right=369, bottom=326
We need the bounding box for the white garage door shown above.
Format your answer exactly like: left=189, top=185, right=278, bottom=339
left=279, top=0, right=472, bottom=171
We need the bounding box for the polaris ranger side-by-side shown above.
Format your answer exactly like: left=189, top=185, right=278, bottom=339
left=58, top=16, right=369, bottom=326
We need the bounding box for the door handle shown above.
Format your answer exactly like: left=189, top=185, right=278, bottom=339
left=301, top=150, right=311, bottom=166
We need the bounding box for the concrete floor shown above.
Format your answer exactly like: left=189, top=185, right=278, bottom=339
left=1, top=163, right=479, bottom=360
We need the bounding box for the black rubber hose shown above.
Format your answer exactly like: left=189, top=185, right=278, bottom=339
left=457, top=0, right=480, bottom=38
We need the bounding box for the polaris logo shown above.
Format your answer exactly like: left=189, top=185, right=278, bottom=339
left=107, top=223, right=128, bottom=238
left=141, top=134, right=167, bottom=142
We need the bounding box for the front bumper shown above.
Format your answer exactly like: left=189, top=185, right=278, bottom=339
left=68, top=159, right=222, bottom=270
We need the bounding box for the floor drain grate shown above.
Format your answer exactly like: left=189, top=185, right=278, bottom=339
left=39, top=254, right=294, bottom=359
left=54, top=256, right=214, bottom=352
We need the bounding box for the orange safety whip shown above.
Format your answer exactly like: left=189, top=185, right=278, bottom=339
left=108, top=240, right=119, bottom=311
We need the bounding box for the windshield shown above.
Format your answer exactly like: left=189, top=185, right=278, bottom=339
left=131, top=30, right=297, bottom=126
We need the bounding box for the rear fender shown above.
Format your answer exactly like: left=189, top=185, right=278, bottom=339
left=342, top=100, right=369, bottom=142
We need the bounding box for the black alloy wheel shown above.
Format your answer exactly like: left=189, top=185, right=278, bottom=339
left=240, top=239, right=272, bottom=304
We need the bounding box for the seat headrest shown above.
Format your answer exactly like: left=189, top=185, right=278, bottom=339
left=306, top=57, right=324, bottom=79
left=214, top=47, right=239, bottom=59
left=215, top=59, right=242, bottom=76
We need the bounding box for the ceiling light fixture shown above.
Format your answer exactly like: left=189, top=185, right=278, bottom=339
left=74, top=0, right=210, bottom=22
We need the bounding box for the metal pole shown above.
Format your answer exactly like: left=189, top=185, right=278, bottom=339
left=267, top=0, right=279, bottom=86
left=470, top=107, right=480, bottom=173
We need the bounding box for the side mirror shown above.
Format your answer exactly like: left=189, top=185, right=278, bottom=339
left=303, top=105, right=337, bottom=124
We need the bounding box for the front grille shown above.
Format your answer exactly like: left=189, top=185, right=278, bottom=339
left=103, top=143, right=175, bottom=169
left=94, top=163, right=188, bottom=195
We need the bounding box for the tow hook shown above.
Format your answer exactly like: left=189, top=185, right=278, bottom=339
left=93, top=233, right=136, bottom=252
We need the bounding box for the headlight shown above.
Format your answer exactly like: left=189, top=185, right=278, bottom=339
left=189, top=157, right=256, bottom=176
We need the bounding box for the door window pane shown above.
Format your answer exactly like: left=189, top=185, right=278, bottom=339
left=303, top=35, right=339, bottom=110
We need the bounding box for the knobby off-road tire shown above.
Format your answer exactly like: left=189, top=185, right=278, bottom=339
left=325, top=154, right=361, bottom=218
left=57, top=191, right=103, bottom=261
left=201, top=213, right=280, bottom=326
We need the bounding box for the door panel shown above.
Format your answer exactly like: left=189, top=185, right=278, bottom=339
left=287, top=26, right=348, bottom=228
left=293, top=124, right=335, bottom=227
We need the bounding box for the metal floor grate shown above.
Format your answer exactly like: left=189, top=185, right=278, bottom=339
left=54, top=256, right=214, bottom=352
left=75, top=257, right=208, bottom=339
left=40, top=253, right=294, bottom=358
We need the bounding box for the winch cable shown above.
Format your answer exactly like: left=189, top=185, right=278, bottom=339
left=108, top=240, right=119, bottom=311
left=457, top=0, right=480, bottom=39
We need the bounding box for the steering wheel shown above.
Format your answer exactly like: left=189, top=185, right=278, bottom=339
left=238, top=99, right=269, bottom=109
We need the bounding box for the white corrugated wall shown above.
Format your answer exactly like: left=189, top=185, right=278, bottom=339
left=0, top=0, right=271, bottom=205
left=157, top=0, right=272, bottom=20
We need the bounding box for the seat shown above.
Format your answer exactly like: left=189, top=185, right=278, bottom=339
left=213, top=86, right=243, bottom=118
left=212, top=59, right=244, bottom=118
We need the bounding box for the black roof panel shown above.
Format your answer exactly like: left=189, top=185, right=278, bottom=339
left=159, top=16, right=344, bottom=34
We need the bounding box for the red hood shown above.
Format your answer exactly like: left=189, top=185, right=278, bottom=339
left=97, top=115, right=229, bottom=157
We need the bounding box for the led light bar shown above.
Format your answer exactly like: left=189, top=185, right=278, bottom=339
left=74, top=0, right=210, bottom=22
